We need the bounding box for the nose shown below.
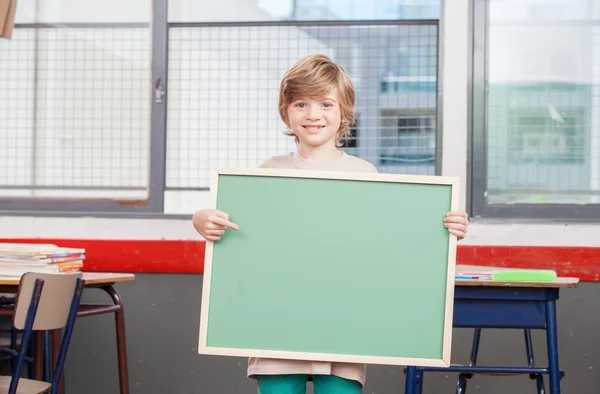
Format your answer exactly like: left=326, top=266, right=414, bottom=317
left=306, top=104, right=321, bottom=120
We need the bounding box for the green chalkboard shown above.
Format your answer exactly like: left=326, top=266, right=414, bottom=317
left=198, top=168, right=458, bottom=367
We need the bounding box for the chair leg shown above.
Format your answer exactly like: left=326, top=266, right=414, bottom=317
left=536, top=377, right=546, bottom=394
left=33, top=332, right=44, bottom=380
left=44, top=331, right=52, bottom=382
left=456, top=373, right=468, bottom=394
left=524, top=329, right=546, bottom=394
left=26, top=330, right=35, bottom=379
left=51, top=329, right=64, bottom=394
left=456, top=328, right=482, bottom=394
left=10, top=327, right=17, bottom=374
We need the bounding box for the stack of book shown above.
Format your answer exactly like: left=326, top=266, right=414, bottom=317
left=0, top=243, right=85, bottom=277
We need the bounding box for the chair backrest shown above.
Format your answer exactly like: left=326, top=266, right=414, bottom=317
left=13, top=272, right=83, bottom=330
left=7, top=272, right=84, bottom=394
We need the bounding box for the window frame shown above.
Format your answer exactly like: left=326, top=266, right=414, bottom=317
left=470, top=0, right=600, bottom=221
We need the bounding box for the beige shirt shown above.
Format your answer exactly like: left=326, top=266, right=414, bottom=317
left=247, top=151, right=378, bottom=386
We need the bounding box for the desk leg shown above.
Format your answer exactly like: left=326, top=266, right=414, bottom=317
left=546, top=300, right=560, bottom=394
left=524, top=329, right=546, bottom=393
left=103, top=285, right=130, bottom=394
left=405, top=366, right=418, bottom=394
left=416, top=370, right=423, bottom=394
left=457, top=328, right=482, bottom=394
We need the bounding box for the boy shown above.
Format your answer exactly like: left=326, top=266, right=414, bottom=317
left=192, top=54, right=469, bottom=394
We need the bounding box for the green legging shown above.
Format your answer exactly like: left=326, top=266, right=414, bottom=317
left=257, top=374, right=362, bottom=394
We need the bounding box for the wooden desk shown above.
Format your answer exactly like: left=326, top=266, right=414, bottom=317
left=454, top=264, right=579, bottom=288
left=0, top=272, right=134, bottom=394
left=455, top=276, right=579, bottom=287
left=405, top=265, right=580, bottom=394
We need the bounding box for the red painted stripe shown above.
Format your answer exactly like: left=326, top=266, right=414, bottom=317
left=1, top=239, right=599, bottom=281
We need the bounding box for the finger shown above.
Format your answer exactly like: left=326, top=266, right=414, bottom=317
left=445, top=223, right=467, bottom=231
left=206, top=229, right=225, bottom=236
left=446, top=210, right=468, bottom=218
left=448, top=229, right=465, bottom=238
left=444, top=216, right=468, bottom=224
left=206, top=223, right=227, bottom=231
left=214, top=210, right=231, bottom=220
left=204, top=235, right=221, bottom=242
left=212, top=216, right=239, bottom=230
left=449, top=230, right=465, bottom=239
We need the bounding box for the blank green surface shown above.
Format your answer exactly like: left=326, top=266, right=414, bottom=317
left=206, top=174, right=452, bottom=361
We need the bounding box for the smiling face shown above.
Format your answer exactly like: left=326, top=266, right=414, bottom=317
left=278, top=54, right=356, bottom=146
left=287, top=92, right=342, bottom=148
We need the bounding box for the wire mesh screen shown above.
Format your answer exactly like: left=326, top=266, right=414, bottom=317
left=0, top=26, right=150, bottom=199
left=166, top=22, right=438, bottom=190
left=486, top=21, right=600, bottom=204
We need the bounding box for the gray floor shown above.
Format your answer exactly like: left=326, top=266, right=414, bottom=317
left=60, top=274, right=599, bottom=394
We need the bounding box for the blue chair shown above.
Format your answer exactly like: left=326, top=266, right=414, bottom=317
left=0, top=272, right=84, bottom=394
left=0, top=297, right=36, bottom=380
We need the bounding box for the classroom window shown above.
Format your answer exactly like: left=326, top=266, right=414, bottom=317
left=471, top=0, right=600, bottom=219
left=1, top=1, right=440, bottom=215
left=164, top=21, right=440, bottom=213
left=0, top=0, right=155, bottom=213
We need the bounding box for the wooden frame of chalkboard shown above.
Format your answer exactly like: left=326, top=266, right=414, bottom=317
left=199, top=168, right=459, bottom=367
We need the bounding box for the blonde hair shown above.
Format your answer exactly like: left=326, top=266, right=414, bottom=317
left=279, top=54, right=356, bottom=146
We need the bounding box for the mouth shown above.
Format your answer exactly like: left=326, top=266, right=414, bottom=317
left=303, top=125, right=325, bottom=134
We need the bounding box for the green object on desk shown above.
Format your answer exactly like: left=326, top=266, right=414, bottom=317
left=492, top=269, right=557, bottom=282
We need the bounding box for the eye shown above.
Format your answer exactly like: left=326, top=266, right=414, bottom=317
left=294, top=102, right=307, bottom=108
left=322, top=102, right=334, bottom=108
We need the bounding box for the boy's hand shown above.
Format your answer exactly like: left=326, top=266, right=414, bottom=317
left=192, top=209, right=239, bottom=242
left=444, top=210, right=468, bottom=240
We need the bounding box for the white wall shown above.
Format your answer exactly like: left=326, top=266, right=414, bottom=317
left=440, top=0, right=468, bottom=212
left=1, top=215, right=599, bottom=248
